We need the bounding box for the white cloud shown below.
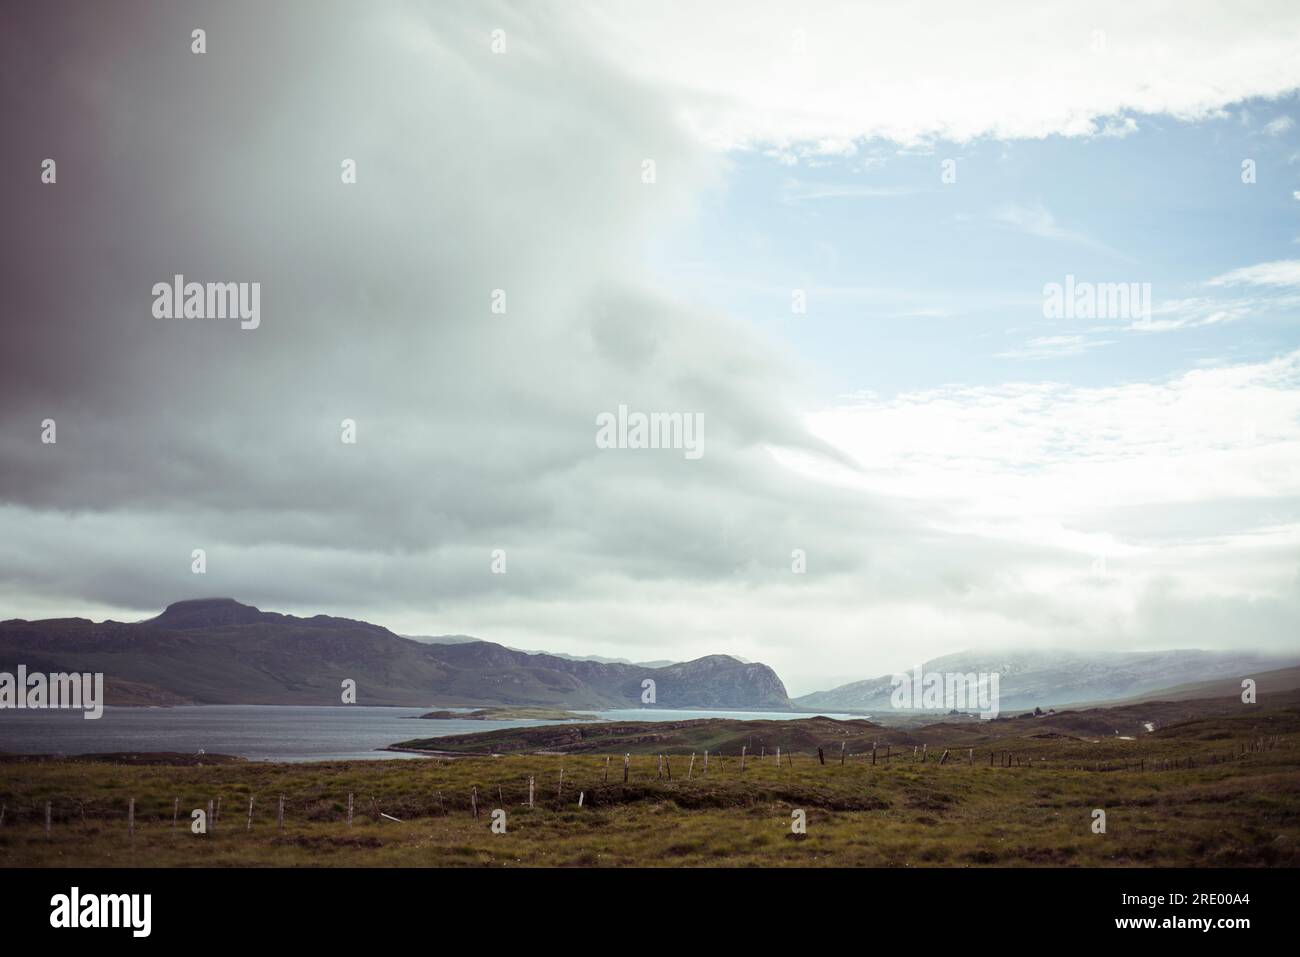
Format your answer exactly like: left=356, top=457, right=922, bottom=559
left=1209, top=259, right=1300, bottom=287
left=579, top=0, right=1300, bottom=149
left=1266, top=115, right=1296, bottom=135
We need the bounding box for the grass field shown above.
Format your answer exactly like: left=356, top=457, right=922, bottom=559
left=1, top=701, right=1296, bottom=867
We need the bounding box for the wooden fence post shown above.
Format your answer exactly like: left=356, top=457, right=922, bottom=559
left=741, top=746, right=747, bottom=771
left=688, top=753, right=696, bottom=779
left=818, top=747, right=825, bottom=766
left=278, top=795, right=285, bottom=830
left=665, top=755, right=672, bottom=781
left=604, top=756, right=610, bottom=784
left=775, top=746, right=780, bottom=767
left=658, top=754, right=664, bottom=781
left=623, top=754, right=630, bottom=783
left=128, top=798, right=135, bottom=839
left=347, top=793, right=354, bottom=827
left=172, top=797, right=179, bottom=831
left=872, top=745, right=876, bottom=766
left=578, top=791, right=584, bottom=807
left=703, top=750, right=709, bottom=774
left=528, top=776, right=535, bottom=808
left=939, top=750, right=949, bottom=765
left=246, top=795, right=254, bottom=831
left=471, top=786, right=479, bottom=818
left=841, top=741, right=846, bottom=765
left=558, top=769, right=564, bottom=797
left=45, top=801, right=51, bottom=841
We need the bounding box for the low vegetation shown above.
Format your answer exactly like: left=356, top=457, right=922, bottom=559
left=2, top=697, right=1296, bottom=867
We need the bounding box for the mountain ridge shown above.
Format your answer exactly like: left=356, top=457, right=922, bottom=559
left=0, top=598, right=790, bottom=710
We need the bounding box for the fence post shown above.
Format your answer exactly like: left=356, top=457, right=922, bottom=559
left=128, top=798, right=135, bottom=839
left=841, top=741, right=846, bottom=765
left=45, top=801, right=51, bottom=841
left=688, top=753, right=696, bottom=779
left=703, top=750, right=709, bottom=774
left=741, top=746, right=747, bottom=772
left=207, top=799, right=214, bottom=833
left=173, top=797, right=179, bottom=831
left=623, top=754, right=630, bottom=783
left=471, top=786, right=479, bottom=818
left=278, top=795, right=285, bottom=829
left=818, top=747, right=825, bottom=766
left=604, top=756, right=610, bottom=785
left=246, top=795, right=254, bottom=831
left=528, top=776, right=535, bottom=808
left=347, top=792, right=354, bottom=827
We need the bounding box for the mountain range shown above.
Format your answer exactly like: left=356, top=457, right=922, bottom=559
left=1, top=598, right=1291, bottom=713
left=0, top=598, right=789, bottom=709
left=793, top=647, right=1300, bottom=712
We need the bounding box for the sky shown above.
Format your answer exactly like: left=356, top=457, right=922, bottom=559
left=1, top=1, right=1299, bottom=696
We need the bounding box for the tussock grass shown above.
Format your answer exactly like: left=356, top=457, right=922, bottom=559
left=2, top=708, right=1296, bottom=867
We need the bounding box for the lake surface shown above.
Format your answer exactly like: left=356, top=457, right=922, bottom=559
left=0, top=705, right=853, bottom=762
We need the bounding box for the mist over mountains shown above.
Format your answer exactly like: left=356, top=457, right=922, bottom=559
left=0, top=598, right=1290, bottom=714
left=794, top=648, right=1300, bottom=712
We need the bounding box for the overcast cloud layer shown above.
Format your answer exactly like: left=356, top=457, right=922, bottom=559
left=2, top=1, right=1298, bottom=695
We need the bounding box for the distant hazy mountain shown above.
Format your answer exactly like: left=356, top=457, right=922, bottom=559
left=404, top=634, right=675, bottom=668
left=794, top=648, right=1300, bottom=712
left=0, top=598, right=789, bottom=709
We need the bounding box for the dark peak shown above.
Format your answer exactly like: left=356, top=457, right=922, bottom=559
left=149, top=598, right=269, bottom=630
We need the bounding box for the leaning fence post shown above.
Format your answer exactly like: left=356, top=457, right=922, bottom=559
left=688, top=753, right=696, bottom=779
left=818, top=747, right=825, bottom=765
left=246, top=795, right=254, bottom=831
left=665, top=755, right=672, bottom=781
